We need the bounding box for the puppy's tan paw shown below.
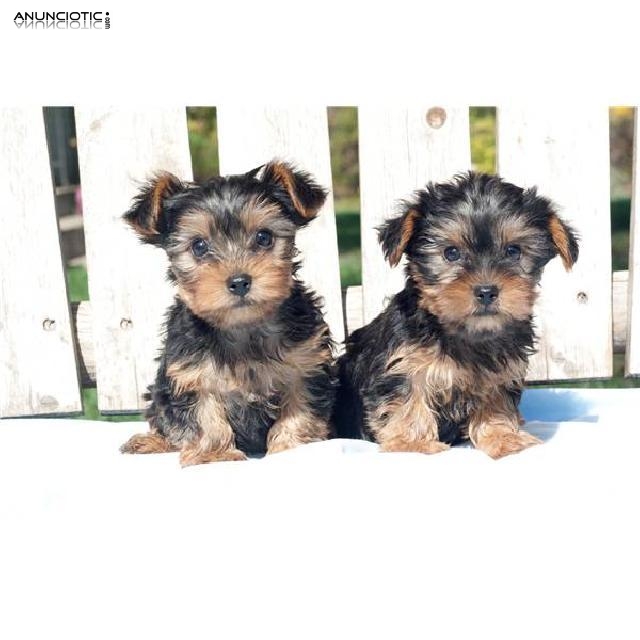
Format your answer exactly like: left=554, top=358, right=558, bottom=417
left=478, top=430, right=542, bottom=459
left=266, top=441, right=295, bottom=455
left=380, top=438, right=450, bottom=455
left=179, top=447, right=247, bottom=467
left=120, top=432, right=177, bottom=454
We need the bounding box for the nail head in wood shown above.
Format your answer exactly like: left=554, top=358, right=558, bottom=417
left=120, top=317, right=133, bottom=330
left=42, top=318, right=56, bottom=331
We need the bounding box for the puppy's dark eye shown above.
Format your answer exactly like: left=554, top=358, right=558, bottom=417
left=191, top=238, right=209, bottom=258
left=255, top=229, right=274, bottom=248
left=506, top=244, right=522, bottom=260
left=443, top=246, right=461, bottom=262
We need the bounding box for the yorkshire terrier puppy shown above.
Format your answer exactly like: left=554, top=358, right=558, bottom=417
left=120, top=161, right=335, bottom=466
left=334, top=172, right=579, bottom=459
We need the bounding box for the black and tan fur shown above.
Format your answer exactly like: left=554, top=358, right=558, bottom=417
left=334, top=172, right=579, bottom=459
left=120, top=161, right=335, bottom=466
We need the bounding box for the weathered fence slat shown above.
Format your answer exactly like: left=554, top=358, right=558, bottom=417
left=0, top=108, right=82, bottom=417
left=626, top=108, right=640, bottom=376
left=357, top=107, right=472, bottom=325
left=497, top=106, right=612, bottom=381
left=75, top=109, right=192, bottom=412
left=216, top=107, right=345, bottom=344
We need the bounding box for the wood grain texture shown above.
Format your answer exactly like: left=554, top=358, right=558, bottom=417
left=497, top=106, right=612, bottom=381
left=216, top=107, right=344, bottom=344
left=0, top=108, right=82, bottom=417
left=358, top=107, right=472, bottom=324
left=74, top=108, right=192, bottom=412
left=626, top=108, right=640, bottom=376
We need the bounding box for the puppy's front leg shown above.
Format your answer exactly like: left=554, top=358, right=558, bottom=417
left=266, top=409, right=330, bottom=455
left=468, top=393, right=541, bottom=459
left=180, top=393, right=246, bottom=466
left=369, top=383, right=450, bottom=455
left=266, top=393, right=330, bottom=455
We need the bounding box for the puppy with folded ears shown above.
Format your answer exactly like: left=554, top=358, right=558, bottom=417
left=334, top=171, right=579, bottom=459
left=120, top=160, right=336, bottom=466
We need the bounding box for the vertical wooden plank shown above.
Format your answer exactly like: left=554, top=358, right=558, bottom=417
left=216, top=107, right=344, bottom=344
left=344, top=285, right=364, bottom=336
left=626, top=108, right=640, bottom=375
left=358, top=107, right=471, bottom=324
left=497, top=106, right=612, bottom=380
left=75, top=109, right=192, bottom=412
left=0, top=108, right=81, bottom=417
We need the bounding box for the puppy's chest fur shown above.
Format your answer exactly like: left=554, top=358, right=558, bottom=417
left=164, top=332, right=330, bottom=455
left=383, top=342, right=526, bottom=438
left=166, top=339, right=324, bottom=404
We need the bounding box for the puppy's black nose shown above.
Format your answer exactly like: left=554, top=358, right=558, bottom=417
left=227, top=274, right=252, bottom=297
left=474, top=285, right=499, bottom=307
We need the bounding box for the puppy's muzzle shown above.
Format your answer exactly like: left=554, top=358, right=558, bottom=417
left=474, top=284, right=499, bottom=310
left=227, top=274, right=252, bottom=297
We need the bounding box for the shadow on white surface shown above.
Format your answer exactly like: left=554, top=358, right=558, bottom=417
left=521, top=387, right=640, bottom=422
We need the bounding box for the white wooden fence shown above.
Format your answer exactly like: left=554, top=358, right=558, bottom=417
left=0, top=106, right=635, bottom=417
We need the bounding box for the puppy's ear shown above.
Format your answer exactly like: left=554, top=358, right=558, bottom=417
left=378, top=206, right=420, bottom=267
left=123, top=172, right=184, bottom=245
left=524, top=187, right=579, bottom=270
left=244, top=164, right=264, bottom=180
left=548, top=213, right=579, bottom=270
left=261, top=160, right=327, bottom=223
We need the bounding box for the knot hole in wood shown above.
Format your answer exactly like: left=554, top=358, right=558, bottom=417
left=426, top=107, right=447, bottom=129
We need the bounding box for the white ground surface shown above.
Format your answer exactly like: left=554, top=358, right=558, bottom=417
left=1, top=388, right=639, bottom=639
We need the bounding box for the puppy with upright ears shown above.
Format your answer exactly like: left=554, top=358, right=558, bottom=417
left=120, top=160, right=336, bottom=466
left=334, top=171, right=579, bottom=459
